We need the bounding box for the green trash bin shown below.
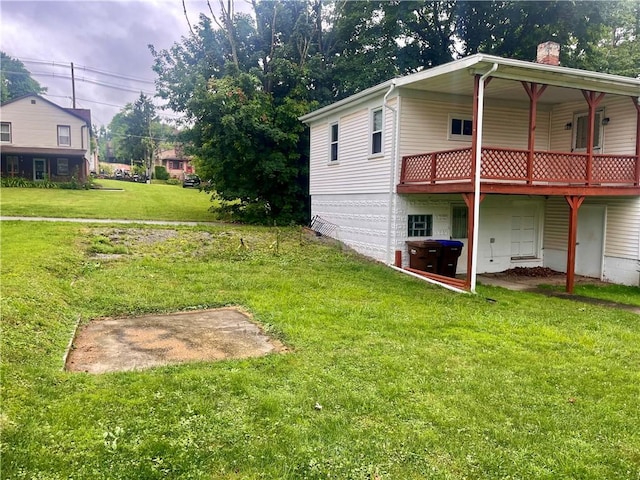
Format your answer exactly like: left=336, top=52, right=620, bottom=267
left=406, top=241, right=442, bottom=273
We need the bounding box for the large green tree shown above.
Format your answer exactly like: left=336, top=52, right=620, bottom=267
left=0, top=52, right=46, bottom=102
left=109, top=94, right=165, bottom=182
left=152, top=1, right=320, bottom=223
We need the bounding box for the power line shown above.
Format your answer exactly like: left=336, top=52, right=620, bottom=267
left=5, top=69, right=157, bottom=96
left=16, top=57, right=156, bottom=84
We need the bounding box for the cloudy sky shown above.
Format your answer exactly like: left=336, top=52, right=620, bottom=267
left=1, top=0, right=238, bottom=127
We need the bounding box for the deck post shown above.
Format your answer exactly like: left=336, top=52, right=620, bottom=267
left=521, top=82, right=547, bottom=184
left=462, top=192, right=485, bottom=291
left=565, top=195, right=585, bottom=294
left=581, top=90, right=606, bottom=186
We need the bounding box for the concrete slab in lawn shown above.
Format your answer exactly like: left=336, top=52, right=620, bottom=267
left=65, top=308, right=285, bottom=373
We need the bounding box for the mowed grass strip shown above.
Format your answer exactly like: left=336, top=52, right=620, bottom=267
left=2, top=220, right=639, bottom=479
left=0, top=179, right=216, bottom=221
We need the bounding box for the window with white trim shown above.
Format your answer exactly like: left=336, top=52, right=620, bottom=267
left=448, top=115, right=473, bottom=141
left=330, top=122, right=339, bottom=162
left=57, top=125, right=71, bottom=146
left=408, top=214, right=433, bottom=237
left=371, top=108, right=383, bottom=155
left=0, top=122, right=11, bottom=143
left=573, top=110, right=603, bottom=151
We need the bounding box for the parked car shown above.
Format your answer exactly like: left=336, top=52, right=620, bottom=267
left=183, top=174, right=201, bottom=188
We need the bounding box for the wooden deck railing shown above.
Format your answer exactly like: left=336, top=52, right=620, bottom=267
left=399, top=147, right=640, bottom=187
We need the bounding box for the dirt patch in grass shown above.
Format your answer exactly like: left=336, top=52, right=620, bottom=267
left=482, top=267, right=610, bottom=287
left=66, top=308, right=286, bottom=373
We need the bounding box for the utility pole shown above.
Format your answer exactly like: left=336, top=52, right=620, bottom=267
left=71, top=62, right=76, bottom=108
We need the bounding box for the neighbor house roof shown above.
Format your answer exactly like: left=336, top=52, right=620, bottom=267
left=300, top=53, right=640, bottom=124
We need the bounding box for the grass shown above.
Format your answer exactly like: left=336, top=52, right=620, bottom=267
left=538, top=283, right=640, bottom=307
left=2, top=217, right=640, bottom=479
left=0, top=179, right=216, bottom=221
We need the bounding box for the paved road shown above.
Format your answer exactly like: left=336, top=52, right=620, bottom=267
left=0, top=216, right=220, bottom=226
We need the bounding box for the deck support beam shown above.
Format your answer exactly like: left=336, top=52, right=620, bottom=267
left=521, top=82, right=547, bottom=184
left=462, top=192, right=485, bottom=291
left=565, top=195, right=585, bottom=294
left=581, top=90, right=606, bottom=185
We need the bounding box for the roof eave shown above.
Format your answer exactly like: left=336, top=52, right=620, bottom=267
left=299, top=80, right=395, bottom=124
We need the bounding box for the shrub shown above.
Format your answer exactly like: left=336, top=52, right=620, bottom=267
left=154, top=166, right=170, bottom=181
left=166, top=178, right=181, bottom=185
left=1, top=176, right=30, bottom=188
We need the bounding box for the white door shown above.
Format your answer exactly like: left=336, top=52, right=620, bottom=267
left=575, top=205, right=605, bottom=278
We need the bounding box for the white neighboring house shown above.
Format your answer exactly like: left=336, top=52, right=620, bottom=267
left=0, top=94, right=93, bottom=182
left=301, top=45, right=640, bottom=292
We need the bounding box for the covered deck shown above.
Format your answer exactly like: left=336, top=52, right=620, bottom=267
left=393, top=61, right=640, bottom=294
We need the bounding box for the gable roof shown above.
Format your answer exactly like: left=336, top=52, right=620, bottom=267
left=300, top=53, right=640, bottom=124
left=1, top=94, right=92, bottom=125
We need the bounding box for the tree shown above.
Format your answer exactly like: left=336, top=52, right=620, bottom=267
left=0, top=52, right=46, bottom=102
left=186, top=73, right=311, bottom=222
left=152, top=1, right=320, bottom=223
left=109, top=94, right=164, bottom=182
left=567, top=0, right=640, bottom=77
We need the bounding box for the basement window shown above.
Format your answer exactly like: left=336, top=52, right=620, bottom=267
left=408, top=214, right=433, bottom=237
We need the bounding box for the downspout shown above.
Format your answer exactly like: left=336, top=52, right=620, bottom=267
left=81, top=125, right=88, bottom=181
left=470, top=63, right=498, bottom=292
left=384, top=80, right=398, bottom=265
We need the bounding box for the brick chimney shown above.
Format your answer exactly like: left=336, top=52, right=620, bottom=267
left=536, top=41, right=560, bottom=66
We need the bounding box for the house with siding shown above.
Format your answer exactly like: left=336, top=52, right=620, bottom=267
left=1, top=94, right=92, bottom=183
left=301, top=44, right=640, bottom=292
left=155, top=146, right=195, bottom=179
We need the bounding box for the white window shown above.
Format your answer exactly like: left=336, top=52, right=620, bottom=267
left=573, top=110, right=603, bottom=152
left=57, top=125, right=71, bottom=146
left=0, top=122, right=11, bottom=142
left=330, top=122, right=339, bottom=162
left=57, top=158, right=69, bottom=175
left=371, top=108, right=383, bottom=155
left=448, top=115, right=473, bottom=141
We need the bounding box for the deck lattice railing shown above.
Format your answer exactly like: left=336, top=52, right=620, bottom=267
left=399, top=147, right=639, bottom=187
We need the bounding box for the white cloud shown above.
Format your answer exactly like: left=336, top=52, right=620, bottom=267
left=0, top=0, right=223, bottom=126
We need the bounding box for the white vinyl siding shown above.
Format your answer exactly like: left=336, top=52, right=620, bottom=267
left=398, top=94, right=550, bottom=158
left=0, top=96, right=86, bottom=149
left=308, top=97, right=395, bottom=196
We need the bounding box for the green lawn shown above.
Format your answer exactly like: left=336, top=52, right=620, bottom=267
left=2, top=218, right=639, bottom=479
left=0, top=179, right=216, bottom=221
left=539, top=283, right=640, bottom=307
